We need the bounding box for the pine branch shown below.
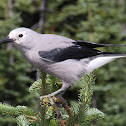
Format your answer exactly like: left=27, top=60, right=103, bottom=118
left=68, top=74, right=104, bottom=126
left=16, top=115, right=30, bottom=126
left=78, top=73, right=96, bottom=111
left=29, top=73, right=104, bottom=126
left=29, top=74, right=62, bottom=95
left=29, top=79, right=42, bottom=94
left=84, top=108, right=104, bottom=123
left=0, top=103, right=36, bottom=118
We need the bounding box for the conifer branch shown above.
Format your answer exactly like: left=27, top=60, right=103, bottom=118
left=16, top=115, right=30, bottom=126
left=29, top=73, right=104, bottom=126
left=29, top=79, right=42, bottom=94
left=0, top=103, right=36, bottom=118
left=84, top=108, right=104, bottom=123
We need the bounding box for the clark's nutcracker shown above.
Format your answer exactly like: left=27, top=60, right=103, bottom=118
left=0, top=27, right=126, bottom=99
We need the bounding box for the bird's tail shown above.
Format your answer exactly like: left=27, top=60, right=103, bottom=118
left=87, top=52, right=126, bottom=73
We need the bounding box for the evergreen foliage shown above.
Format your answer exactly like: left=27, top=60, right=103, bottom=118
left=0, top=74, right=104, bottom=126
left=0, top=103, right=35, bottom=117
left=16, top=115, right=30, bottom=126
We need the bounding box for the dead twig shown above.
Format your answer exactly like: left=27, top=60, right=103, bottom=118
left=56, top=96, right=73, bottom=119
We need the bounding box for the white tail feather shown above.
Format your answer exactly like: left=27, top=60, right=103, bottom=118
left=87, top=55, right=126, bottom=73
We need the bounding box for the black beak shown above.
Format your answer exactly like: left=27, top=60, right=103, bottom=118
left=0, top=36, right=14, bottom=44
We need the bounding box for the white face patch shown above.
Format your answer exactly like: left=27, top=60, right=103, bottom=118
left=9, top=33, right=24, bottom=45
left=8, top=28, right=34, bottom=44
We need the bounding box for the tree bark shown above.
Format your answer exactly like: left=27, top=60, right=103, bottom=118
left=7, top=0, right=14, bottom=65
left=39, top=0, right=48, bottom=33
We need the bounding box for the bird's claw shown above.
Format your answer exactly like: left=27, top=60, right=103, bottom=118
left=40, top=94, right=53, bottom=101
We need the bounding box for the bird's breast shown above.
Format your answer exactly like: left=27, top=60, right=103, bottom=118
left=24, top=50, right=47, bottom=70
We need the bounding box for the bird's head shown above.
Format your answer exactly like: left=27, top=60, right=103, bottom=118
left=0, top=27, right=37, bottom=49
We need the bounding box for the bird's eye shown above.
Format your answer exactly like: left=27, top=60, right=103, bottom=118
left=19, top=34, right=23, bottom=38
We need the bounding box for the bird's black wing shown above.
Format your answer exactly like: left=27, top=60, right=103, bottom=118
left=73, top=40, right=126, bottom=48
left=38, top=45, right=103, bottom=62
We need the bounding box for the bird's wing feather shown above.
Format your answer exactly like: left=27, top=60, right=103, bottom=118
left=73, top=40, right=126, bottom=48
left=38, top=45, right=102, bottom=62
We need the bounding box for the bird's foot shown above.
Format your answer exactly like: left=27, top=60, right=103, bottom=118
left=40, top=94, right=53, bottom=101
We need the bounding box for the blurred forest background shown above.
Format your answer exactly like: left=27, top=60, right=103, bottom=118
left=0, top=0, right=126, bottom=126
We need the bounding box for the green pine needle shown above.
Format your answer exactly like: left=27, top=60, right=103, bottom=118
left=84, top=108, right=105, bottom=123
left=0, top=103, right=35, bottom=118
left=16, top=115, right=30, bottom=126
left=29, top=79, right=42, bottom=94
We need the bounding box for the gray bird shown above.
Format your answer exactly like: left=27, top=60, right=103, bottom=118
left=0, top=27, right=126, bottom=99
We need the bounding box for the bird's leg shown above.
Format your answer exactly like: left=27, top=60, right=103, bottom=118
left=49, top=84, right=73, bottom=119
left=40, top=88, right=63, bottom=100
left=40, top=82, right=70, bottom=100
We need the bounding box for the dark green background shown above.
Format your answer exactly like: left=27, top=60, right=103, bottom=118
left=0, top=0, right=126, bottom=125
